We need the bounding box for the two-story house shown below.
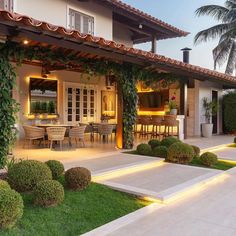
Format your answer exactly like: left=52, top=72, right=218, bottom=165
left=0, top=0, right=235, bottom=149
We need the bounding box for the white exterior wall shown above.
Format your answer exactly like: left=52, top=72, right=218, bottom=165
left=15, top=64, right=116, bottom=139
left=193, top=80, right=223, bottom=136
left=14, top=0, right=113, bottom=40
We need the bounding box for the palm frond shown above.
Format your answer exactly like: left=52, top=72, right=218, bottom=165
left=194, top=23, right=230, bottom=44
left=225, top=41, right=236, bottom=74
left=213, top=38, right=233, bottom=68
left=223, top=9, right=236, bottom=22
left=195, top=5, right=229, bottom=21
left=226, top=0, right=236, bottom=10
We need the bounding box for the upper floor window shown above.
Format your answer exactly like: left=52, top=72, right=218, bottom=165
left=68, top=8, right=94, bottom=35
left=0, top=0, right=14, bottom=12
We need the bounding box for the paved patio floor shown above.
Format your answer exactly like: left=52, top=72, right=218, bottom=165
left=212, top=147, right=236, bottom=161
left=85, top=168, right=236, bottom=236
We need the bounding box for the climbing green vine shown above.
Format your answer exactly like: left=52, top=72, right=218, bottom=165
left=0, top=41, right=183, bottom=165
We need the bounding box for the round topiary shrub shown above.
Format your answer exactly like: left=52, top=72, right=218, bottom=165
left=166, top=142, right=194, bottom=164
left=0, top=188, right=24, bottom=229
left=153, top=146, right=168, bottom=158
left=45, top=160, right=64, bottom=180
left=199, top=152, right=218, bottom=167
left=161, top=136, right=180, bottom=148
left=148, top=139, right=161, bottom=150
left=191, top=145, right=201, bottom=157
left=8, top=160, right=52, bottom=192
left=33, top=180, right=64, bottom=207
left=136, top=144, right=152, bottom=156
left=65, top=167, right=91, bottom=191
left=0, top=180, right=11, bottom=190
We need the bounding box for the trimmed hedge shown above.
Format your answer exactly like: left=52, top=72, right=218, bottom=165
left=8, top=160, right=52, bottom=192
left=0, top=180, right=11, bottom=190
left=166, top=142, right=194, bottom=164
left=65, top=167, right=91, bottom=191
left=45, top=160, right=64, bottom=180
left=191, top=145, right=201, bottom=157
left=136, top=144, right=152, bottom=156
left=161, top=136, right=180, bottom=148
left=153, top=146, right=168, bottom=158
left=148, top=139, right=161, bottom=150
left=0, top=188, right=24, bottom=229
left=199, top=152, right=218, bottom=167
left=33, top=180, right=64, bottom=207
left=223, top=92, right=236, bottom=133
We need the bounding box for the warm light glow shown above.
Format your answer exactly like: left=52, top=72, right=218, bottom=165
left=23, top=39, right=29, bottom=45
left=27, top=114, right=58, bottom=120
left=137, top=110, right=165, bottom=116
left=142, top=197, right=164, bottom=204
left=163, top=173, right=229, bottom=204
left=93, top=161, right=165, bottom=182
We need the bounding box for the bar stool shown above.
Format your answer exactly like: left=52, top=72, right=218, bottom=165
left=139, top=116, right=151, bottom=138
left=163, top=118, right=179, bottom=139
left=134, top=116, right=141, bottom=136
left=151, top=116, right=164, bottom=140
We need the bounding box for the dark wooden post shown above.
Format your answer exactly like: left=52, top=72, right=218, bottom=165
left=180, top=81, right=188, bottom=139
left=116, top=84, right=123, bottom=149
left=151, top=35, right=157, bottom=54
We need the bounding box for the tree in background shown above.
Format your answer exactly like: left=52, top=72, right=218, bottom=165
left=195, top=0, right=236, bottom=75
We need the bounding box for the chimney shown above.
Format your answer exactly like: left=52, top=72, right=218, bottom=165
left=181, top=47, right=192, bottom=63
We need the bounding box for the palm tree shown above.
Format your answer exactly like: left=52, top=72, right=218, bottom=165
left=194, top=0, right=236, bottom=75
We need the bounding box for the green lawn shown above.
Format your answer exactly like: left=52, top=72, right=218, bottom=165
left=1, top=182, right=148, bottom=236
left=190, top=157, right=236, bottom=170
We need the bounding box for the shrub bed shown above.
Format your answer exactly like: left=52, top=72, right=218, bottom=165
left=148, top=139, right=160, bottom=150
left=191, top=145, right=201, bottom=157
left=8, top=160, right=52, bottom=192
left=0, top=180, right=11, bottom=190
left=136, top=144, right=152, bottom=156
left=33, top=180, right=64, bottom=207
left=153, top=146, right=168, bottom=158
left=161, top=136, right=180, bottom=148
left=199, top=152, right=218, bottom=167
left=45, top=160, right=64, bottom=180
left=166, top=142, right=194, bottom=164
left=0, top=188, right=24, bottom=229
left=65, top=167, right=91, bottom=191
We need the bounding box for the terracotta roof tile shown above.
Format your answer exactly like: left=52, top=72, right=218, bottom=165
left=0, top=10, right=235, bottom=85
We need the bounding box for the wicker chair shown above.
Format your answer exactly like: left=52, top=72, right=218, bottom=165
left=69, top=125, right=86, bottom=147
left=46, top=127, right=66, bottom=150
left=23, top=125, right=45, bottom=149
left=98, top=124, right=114, bottom=143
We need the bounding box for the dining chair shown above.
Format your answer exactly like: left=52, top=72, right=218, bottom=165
left=23, top=125, right=45, bottom=149
left=69, top=125, right=87, bottom=148
left=98, top=124, right=114, bottom=143
left=46, top=127, right=66, bottom=150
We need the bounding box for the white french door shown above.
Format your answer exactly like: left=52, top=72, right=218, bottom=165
left=64, top=84, right=97, bottom=124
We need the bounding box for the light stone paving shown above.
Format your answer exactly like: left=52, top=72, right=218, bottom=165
left=95, top=162, right=223, bottom=202
left=213, top=147, right=236, bottom=161
left=84, top=168, right=236, bottom=236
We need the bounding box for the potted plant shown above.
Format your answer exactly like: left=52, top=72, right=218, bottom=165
left=169, top=95, right=178, bottom=115
left=202, top=97, right=218, bottom=138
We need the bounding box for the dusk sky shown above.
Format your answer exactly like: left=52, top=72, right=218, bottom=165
left=123, top=0, right=225, bottom=72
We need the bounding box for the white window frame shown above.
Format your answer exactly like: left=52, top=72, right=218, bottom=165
left=0, top=0, right=14, bottom=12
left=66, top=5, right=96, bottom=35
